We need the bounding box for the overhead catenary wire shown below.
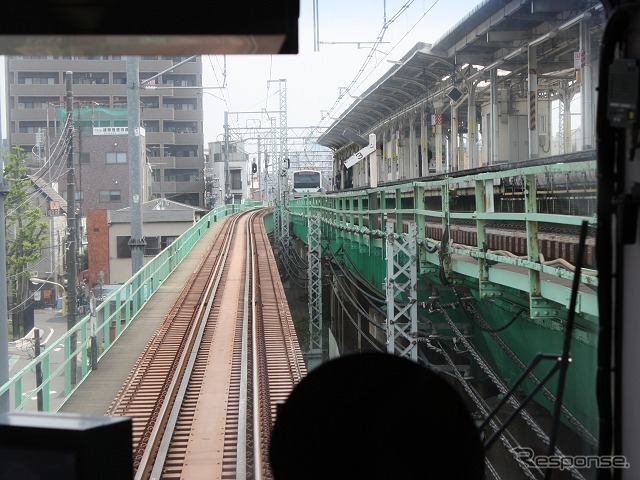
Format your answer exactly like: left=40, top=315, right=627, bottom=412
left=314, top=0, right=441, bottom=135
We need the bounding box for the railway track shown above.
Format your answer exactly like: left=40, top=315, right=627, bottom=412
left=106, top=208, right=307, bottom=479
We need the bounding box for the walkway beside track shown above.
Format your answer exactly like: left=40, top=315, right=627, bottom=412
left=59, top=217, right=230, bottom=415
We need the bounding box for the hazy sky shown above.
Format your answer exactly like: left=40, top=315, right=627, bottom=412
left=201, top=0, right=482, bottom=151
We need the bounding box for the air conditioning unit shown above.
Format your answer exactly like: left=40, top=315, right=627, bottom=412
left=30, top=271, right=39, bottom=278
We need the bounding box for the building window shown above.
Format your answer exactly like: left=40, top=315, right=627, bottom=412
left=116, top=236, right=166, bottom=258
left=143, top=121, right=160, bottom=133
left=19, top=75, right=57, bottom=85
left=62, top=190, right=83, bottom=201
left=113, top=73, right=127, bottom=85
left=116, top=236, right=131, bottom=258
left=19, top=123, right=47, bottom=134
left=141, top=99, right=160, bottom=109
left=106, top=152, right=127, bottom=164
left=231, top=170, right=242, bottom=190
left=161, top=236, right=178, bottom=249
left=164, top=168, right=200, bottom=182
left=18, top=100, right=50, bottom=109
left=99, top=190, right=121, bottom=202
left=539, top=114, right=547, bottom=133
left=163, top=122, right=197, bottom=134
left=144, top=236, right=161, bottom=256
left=170, top=145, right=199, bottom=157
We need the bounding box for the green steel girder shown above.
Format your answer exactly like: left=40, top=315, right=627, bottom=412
left=449, top=246, right=598, bottom=289
left=287, top=158, right=599, bottom=321
left=526, top=316, right=597, bottom=348
left=420, top=262, right=440, bottom=277
left=291, top=192, right=599, bottom=438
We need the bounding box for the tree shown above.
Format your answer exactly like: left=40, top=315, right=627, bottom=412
left=3, top=147, right=49, bottom=338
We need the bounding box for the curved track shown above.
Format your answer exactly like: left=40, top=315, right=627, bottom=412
left=107, top=209, right=307, bottom=480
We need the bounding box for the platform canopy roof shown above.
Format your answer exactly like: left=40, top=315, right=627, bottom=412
left=318, top=0, right=604, bottom=151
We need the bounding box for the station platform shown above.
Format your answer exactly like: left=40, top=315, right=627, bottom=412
left=59, top=217, right=229, bottom=415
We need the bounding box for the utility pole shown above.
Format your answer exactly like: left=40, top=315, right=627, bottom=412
left=65, top=71, right=79, bottom=385
left=127, top=56, right=146, bottom=274
left=77, top=106, right=84, bottom=261
left=125, top=55, right=196, bottom=271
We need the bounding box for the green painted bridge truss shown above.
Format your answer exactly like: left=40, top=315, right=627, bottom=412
left=288, top=157, right=599, bottom=457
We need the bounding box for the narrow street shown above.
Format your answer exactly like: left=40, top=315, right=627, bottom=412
left=8, top=308, right=69, bottom=410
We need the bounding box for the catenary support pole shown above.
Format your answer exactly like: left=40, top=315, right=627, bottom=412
left=224, top=111, right=230, bottom=203
left=126, top=57, right=146, bottom=275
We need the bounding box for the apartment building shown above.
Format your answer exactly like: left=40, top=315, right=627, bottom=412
left=4, top=55, right=206, bottom=211
left=205, top=140, right=250, bottom=207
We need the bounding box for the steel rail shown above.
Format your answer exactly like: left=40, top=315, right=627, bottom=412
left=108, top=213, right=240, bottom=478
left=107, top=209, right=307, bottom=479
left=146, top=214, right=243, bottom=479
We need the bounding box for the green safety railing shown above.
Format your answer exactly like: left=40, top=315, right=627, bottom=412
left=1, top=200, right=263, bottom=412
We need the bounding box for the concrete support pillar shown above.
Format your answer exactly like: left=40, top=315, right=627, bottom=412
left=420, top=109, right=429, bottom=176
left=490, top=68, right=499, bottom=165
left=383, top=129, right=390, bottom=183
left=580, top=19, right=594, bottom=149
left=435, top=103, right=444, bottom=174
left=562, top=88, right=573, bottom=154
left=392, top=126, right=399, bottom=182
left=468, top=81, right=478, bottom=169
left=409, top=115, right=417, bottom=178
left=451, top=102, right=459, bottom=171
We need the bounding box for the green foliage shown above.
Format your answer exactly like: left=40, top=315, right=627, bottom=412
left=3, top=147, right=49, bottom=320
